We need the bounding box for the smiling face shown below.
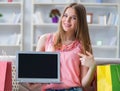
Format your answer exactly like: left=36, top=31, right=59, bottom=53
left=61, top=7, right=78, bottom=33
left=55, top=3, right=91, bottom=53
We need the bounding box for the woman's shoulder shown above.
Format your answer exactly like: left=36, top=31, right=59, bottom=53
left=36, top=33, right=53, bottom=51
left=40, top=33, right=49, bottom=39
left=38, top=33, right=56, bottom=44
left=38, top=33, right=52, bottom=40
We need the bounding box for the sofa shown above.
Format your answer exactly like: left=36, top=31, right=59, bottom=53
left=0, top=56, right=120, bottom=91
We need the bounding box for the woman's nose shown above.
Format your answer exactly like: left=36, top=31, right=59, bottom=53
left=66, top=17, right=71, bottom=22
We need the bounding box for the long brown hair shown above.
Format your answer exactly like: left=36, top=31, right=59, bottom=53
left=54, top=3, right=92, bottom=54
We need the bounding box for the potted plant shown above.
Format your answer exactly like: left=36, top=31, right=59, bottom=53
left=0, top=13, right=3, bottom=17
left=0, top=13, right=3, bottom=22
left=49, top=8, right=61, bottom=23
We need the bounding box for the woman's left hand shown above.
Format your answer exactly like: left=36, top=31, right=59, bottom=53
left=78, top=51, right=96, bottom=68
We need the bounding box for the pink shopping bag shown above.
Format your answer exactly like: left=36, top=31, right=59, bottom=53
left=0, top=61, right=12, bottom=91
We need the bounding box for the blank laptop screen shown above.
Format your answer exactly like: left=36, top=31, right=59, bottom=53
left=16, top=52, right=60, bottom=83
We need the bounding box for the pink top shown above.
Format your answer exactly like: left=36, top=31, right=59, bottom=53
left=41, top=34, right=82, bottom=91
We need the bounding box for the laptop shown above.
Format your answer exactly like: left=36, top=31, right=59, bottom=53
left=16, top=51, right=60, bottom=83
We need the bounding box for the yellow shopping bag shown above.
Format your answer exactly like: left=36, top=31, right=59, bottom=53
left=97, top=64, right=120, bottom=91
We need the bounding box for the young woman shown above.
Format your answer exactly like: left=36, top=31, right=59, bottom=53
left=28, top=3, right=96, bottom=91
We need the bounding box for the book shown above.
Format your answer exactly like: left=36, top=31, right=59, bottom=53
left=7, top=13, right=16, bottom=23
left=96, top=0, right=102, bottom=3
left=114, top=14, right=119, bottom=25
left=7, top=33, right=21, bottom=45
left=8, top=13, right=21, bottom=24
left=16, top=34, right=21, bottom=45
left=107, top=12, right=119, bottom=25
left=13, top=13, right=21, bottom=24
left=33, top=11, right=44, bottom=24
left=7, top=33, right=17, bottom=45
left=8, top=0, right=12, bottom=2
left=110, top=37, right=117, bottom=46
left=33, top=14, right=39, bottom=24
left=107, top=12, right=113, bottom=25
left=98, top=15, right=107, bottom=25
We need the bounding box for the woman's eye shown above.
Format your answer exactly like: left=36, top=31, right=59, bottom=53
left=72, top=17, right=77, bottom=20
left=63, top=14, right=67, bottom=17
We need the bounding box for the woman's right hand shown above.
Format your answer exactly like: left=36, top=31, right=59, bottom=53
left=22, top=83, right=42, bottom=90
left=28, top=83, right=41, bottom=89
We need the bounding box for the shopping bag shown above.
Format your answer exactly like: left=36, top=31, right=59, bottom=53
left=0, top=61, right=12, bottom=91
left=97, top=64, right=120, bottom=91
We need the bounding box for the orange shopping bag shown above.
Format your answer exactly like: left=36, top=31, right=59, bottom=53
left=0, top=61, right=12, bottom=91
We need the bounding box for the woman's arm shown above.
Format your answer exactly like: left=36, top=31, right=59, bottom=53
left=78, top=51, right=96, bottom=88
left=36, top=34, right=48, bottom=51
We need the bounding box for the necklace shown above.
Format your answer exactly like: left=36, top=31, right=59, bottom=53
left=63, top=40, right=74, bottom=45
